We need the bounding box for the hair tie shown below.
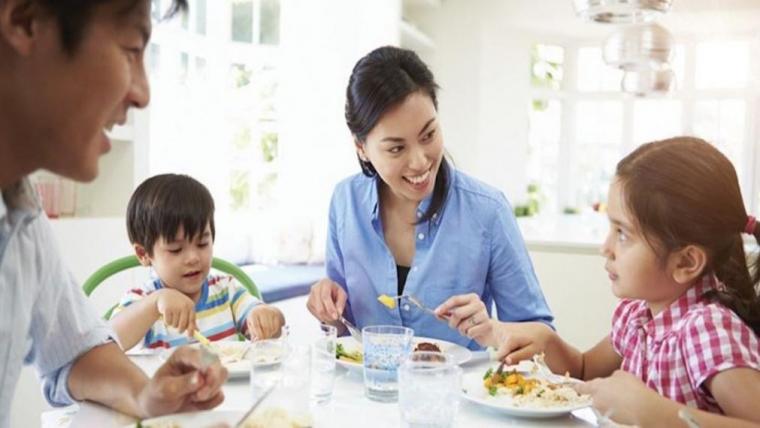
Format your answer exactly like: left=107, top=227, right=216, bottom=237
left=745, top=215, right=757, bottom=235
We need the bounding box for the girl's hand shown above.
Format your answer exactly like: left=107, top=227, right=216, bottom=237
left=494, top=322, right=556, bottom=364
left=435, top=293, right=495, bottom=346
left=155, top=288, right=197, bottom=336
left=246, top=305, right=286, bottom=340
left=306, top=278, right=348, bottom=323
left=573, top=369, right=662, bottom=426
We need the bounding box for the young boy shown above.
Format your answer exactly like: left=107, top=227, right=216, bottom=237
left=110, top=173, right=285, bottom=350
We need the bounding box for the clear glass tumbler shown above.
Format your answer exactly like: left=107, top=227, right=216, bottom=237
left=398, top=351, right=462, bottom=428
left=310, top=323, right=338, bottom=404
left=362, top=325, right=414, bottom=402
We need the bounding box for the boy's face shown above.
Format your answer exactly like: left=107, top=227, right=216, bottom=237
left=137, top=223, right=213, bottom=300
left=1, top=0, right=151, bottom=182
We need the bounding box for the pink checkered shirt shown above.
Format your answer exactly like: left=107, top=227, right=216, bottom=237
left=611, top=275, right=760, bottom=412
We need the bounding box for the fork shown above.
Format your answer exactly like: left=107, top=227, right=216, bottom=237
left=386, top=294, right=447, bottom=319
left=340, top=316, right=363, bottom=343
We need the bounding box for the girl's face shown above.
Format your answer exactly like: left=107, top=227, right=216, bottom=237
left=357, top=91, right=444, bottom=205
left=601, top=179, right=676, bottom=303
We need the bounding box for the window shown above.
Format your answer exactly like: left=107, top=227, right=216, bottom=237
left=574, top=101, right=623, bottom=207
left=528, top=38, right=758, bottom=214
left=195, top=0, right=207, bottom=35
left=632, top=100, right=682, bottom=145
left=231, top=0, right=254, bottom=43
left=147, top=1, right=280, bottom=218
left=258, top=0, right=280, bottom=45
left=577, top=47, right=623, bottom=92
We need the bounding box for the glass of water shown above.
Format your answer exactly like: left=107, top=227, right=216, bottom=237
left=249, top=338, right=290, bottom=402
left=362, top=325, right=414, bottom=402
left=398, top=351, right=462, bottom=428
left=310, top=323, right=338, bottom=404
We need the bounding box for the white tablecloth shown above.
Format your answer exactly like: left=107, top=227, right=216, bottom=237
left=42, top=296, right=599, bottom=428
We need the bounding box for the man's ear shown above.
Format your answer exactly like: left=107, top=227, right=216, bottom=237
left=133, top=243, right=152, bottom=266
left=669, top=244, right=708, bottom=285
left=0, top=0, right=48, bottom=57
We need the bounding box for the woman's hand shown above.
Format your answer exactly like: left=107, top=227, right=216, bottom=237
left=246, top=304, right=286, bottom=340
left=306, top=278, right=348, bottom=323
left=155, top=288, right=197, bottom=336
left=573, top=370, right=663, bottom=426
left=435, top=293, right=495, bottom=346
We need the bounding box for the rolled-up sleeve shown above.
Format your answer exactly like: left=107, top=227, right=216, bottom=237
left=25, top=218, right=114, bottom=407
left=486, top=194, right=554, bottom=327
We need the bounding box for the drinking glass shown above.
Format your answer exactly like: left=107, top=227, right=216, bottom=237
left=398, top=351, right=462, bottom=428
left=249, top=338, right=290, bottom=402
left=362, top=325, right=414, bottom=402
left=310, top=324, right=338, bottom=404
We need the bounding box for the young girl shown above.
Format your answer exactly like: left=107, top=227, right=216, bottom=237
left=497, top=137, right=760, bottom=426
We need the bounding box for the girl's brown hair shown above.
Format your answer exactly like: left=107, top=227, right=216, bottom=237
left=616, top=136, right=760, bottom=334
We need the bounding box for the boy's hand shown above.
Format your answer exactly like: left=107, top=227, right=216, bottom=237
left=246, top=305, right=285, bottom=340
left=155, top=289, right=197, bottom=336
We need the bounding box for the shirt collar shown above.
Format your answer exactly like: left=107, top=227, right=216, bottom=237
left=1, top=178, right=42, bottom=222
left=638, top=275, right=717, bottom=340
left=366, top=167, right=453, bottom=225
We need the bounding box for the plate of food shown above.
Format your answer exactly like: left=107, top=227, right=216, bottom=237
left=461, top=356, right=591, bottom=418
left=160, top=341, right=255, bottom=379
left=130, top=407, right=311, bottom=428
left=335, top=336, right=472, bottom=371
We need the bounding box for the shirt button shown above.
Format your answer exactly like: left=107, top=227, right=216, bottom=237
left=417, top=233, right=425, bottom=240
left=432, top=213, right=438, bottom=219
left=402, top=304, right=411, bottom=311
left=413, top=266, right=419, bottom=272
left=416, top=211, right=422, bottom=218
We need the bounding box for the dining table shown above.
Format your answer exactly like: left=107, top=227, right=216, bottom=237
left=41, top=295, right=601, bottom=428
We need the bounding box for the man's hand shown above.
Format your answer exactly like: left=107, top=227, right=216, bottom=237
left=137, top=346, right=228, bottom=417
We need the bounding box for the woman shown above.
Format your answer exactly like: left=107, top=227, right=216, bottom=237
left=306, top=46, right=553, bottom=350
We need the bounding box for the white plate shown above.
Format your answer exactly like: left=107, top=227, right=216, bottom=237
left=160, top=342, right=253, bottom=379
left=335, top=336, right=472, bottom=371
left=129, top=409, right=241, bottom=427
left=460, top=365, right=591, bottom=419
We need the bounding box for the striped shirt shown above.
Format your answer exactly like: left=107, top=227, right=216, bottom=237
left=611, top=275, right=760, bottom=412
left=112, top=274, right=261, bottom=349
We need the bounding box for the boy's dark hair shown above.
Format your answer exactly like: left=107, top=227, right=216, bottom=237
left=616, top=136, right=760, bottom=334
left=127, top=173, right=215, bottom=255
left=345, top=46, right=449, bottom=225
left=36, top=0, right=187, bottom=54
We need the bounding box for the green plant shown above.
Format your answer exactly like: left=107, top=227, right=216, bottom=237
left=260, top=132, right=278, bottom=162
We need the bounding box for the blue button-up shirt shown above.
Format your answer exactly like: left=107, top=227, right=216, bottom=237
left=326, top=169, right=554, bottom=350
left=0, top=179, right=113, bottom=428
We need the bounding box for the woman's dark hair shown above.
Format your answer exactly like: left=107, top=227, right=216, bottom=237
left=127, top=173, right=215, bottom=255
left=616, top=136, right=760, bottom=334
left=345, top=46, right=449, bottom=224
left=35, top=0, right=187, bottom=55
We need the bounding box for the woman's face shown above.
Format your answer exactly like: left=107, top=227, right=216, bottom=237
left=357, top=91, right=444, bottom=204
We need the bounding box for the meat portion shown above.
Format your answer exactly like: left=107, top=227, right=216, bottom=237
left=414, top=342, right=442, bottom=353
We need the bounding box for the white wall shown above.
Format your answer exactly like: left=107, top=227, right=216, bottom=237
left=413, top=0, right=537, bottom=202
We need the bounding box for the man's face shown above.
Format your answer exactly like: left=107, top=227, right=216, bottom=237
left=10, top=0, right=152, bottom=181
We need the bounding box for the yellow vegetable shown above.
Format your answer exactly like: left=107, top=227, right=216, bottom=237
left=377, top=294, right=397, bottom=309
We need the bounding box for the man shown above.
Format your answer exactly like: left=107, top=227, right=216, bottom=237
left=0, top=1, right=228, bottom=426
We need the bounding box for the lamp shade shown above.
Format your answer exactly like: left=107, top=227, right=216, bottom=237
left=573, top=0, right=673, bottom=24
left=603, top=23, right=674, bottom=70
left=621, top=68, right=674, bottom=96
